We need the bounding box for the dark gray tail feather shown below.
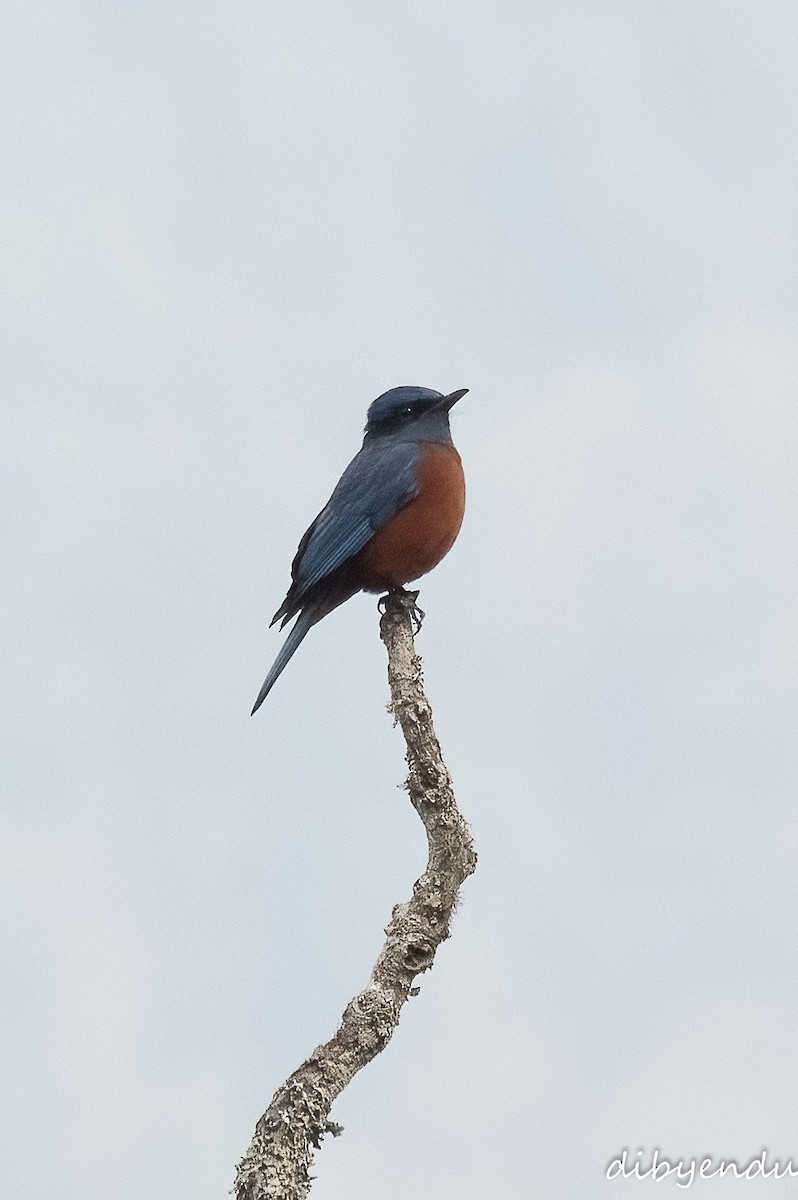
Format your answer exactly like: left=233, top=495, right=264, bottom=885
left=250, top=608, right=317, bottom=714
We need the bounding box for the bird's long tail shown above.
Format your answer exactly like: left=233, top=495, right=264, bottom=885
left=250, top=608, right=317, bottom=714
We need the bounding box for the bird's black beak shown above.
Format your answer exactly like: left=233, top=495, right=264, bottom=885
left=436, top=388, right=468, bottom=411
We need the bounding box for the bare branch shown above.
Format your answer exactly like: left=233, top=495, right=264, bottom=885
left=234, top=589, right=477, bottom=1200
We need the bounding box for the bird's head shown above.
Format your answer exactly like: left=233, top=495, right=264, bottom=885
left=364, top=386, right=468, bottom=443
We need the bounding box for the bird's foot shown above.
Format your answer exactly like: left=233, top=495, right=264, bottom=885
left=378, top=587, right=425, bottom=633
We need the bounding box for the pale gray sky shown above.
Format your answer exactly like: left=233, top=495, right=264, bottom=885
left=3, top=3, right=798, bottom=1197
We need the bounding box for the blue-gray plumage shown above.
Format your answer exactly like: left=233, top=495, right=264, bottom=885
left=283, top=438, right=421, bottom=603
left=252, top=385, right=467, bottom=713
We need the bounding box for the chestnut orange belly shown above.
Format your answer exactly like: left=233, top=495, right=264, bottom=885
left=356, top=442, right=465, bottom=591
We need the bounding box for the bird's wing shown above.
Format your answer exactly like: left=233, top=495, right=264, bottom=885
left=273, top=439, right=420, bottom=622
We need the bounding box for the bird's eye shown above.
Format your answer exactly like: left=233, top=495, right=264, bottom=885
left=403, top=406, right=414, bottom=417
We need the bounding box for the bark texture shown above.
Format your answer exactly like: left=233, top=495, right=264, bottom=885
left=234, top=589, right=477, bottom=1200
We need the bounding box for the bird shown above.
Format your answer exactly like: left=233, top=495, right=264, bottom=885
left=251, top=385, right=468, bottom=713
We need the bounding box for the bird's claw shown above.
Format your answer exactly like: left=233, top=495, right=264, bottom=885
left=379, top=587, right=425, bottom=633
